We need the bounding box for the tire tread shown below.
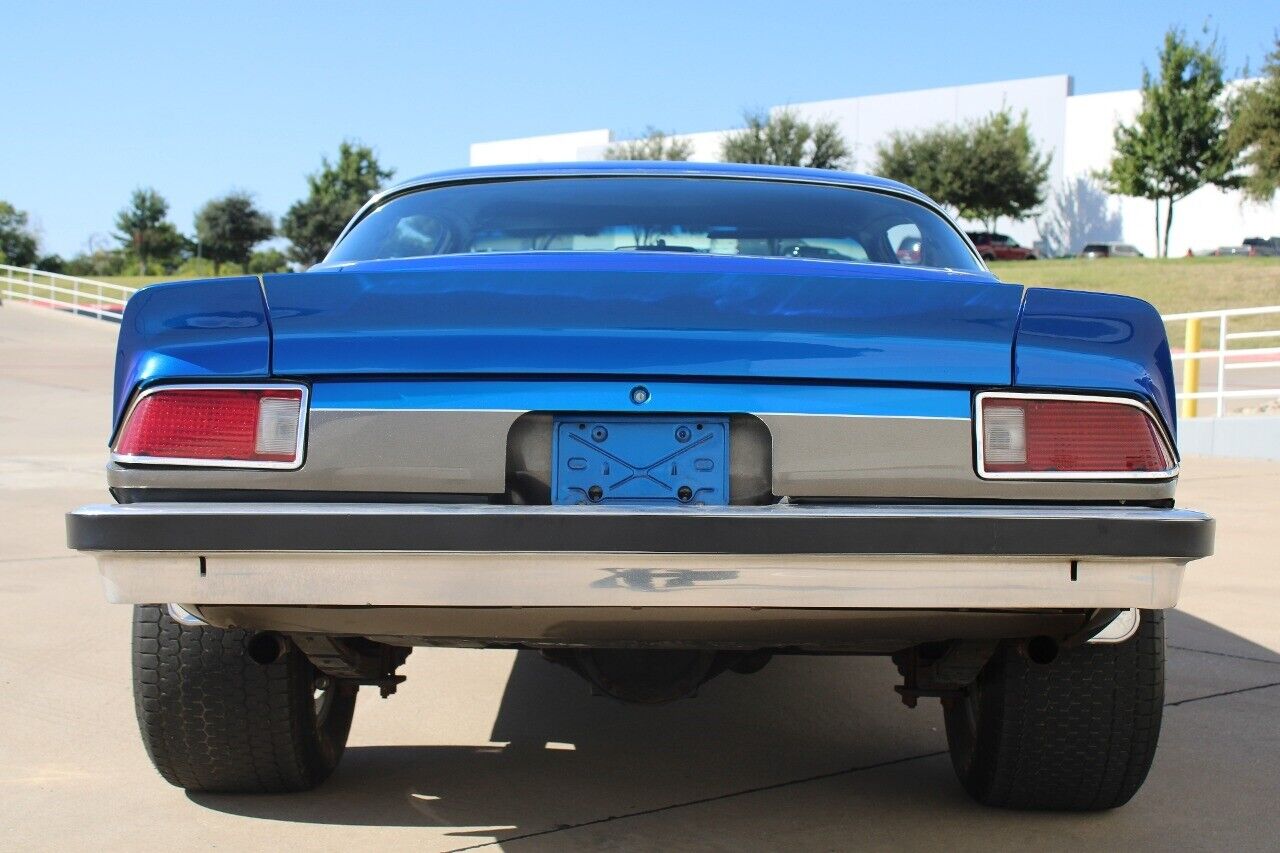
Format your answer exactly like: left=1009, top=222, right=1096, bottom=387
left=131, top=604, right=353, bottom=793
left=946, top=609, right=1164, bottom=810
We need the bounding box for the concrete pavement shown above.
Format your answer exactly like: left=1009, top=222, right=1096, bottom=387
left=1, top=302, right=1278, bottom=851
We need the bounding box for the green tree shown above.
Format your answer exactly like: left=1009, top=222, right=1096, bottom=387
left=247, top=248, right=290, bottom=274
left=1102, top=29, right=1238, bottom=256
left=114, top=188, right=184, bottom=275
left=875, top=125, right=967, bottom=209
left=194, top=192, right=275, bottom=275
left=875, top=109, right=1050, bottom=232
left=64, top=248, right=126, bottom=278
left=36, top=254, right=67, bottom=274
left=959, top=109, right=1051, bottom=232
left=280, top=141, right=394, bottom=266
left=1230, top=37, right=1280, bottom=203
left=0, top=200, right=39, bottom=268
left=604, top=127, right=694, bottom=161
left=720, top=109, right=850, bottom=169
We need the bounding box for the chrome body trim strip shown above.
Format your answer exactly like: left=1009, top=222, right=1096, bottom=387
left=105, top=409, right=1180, bottom=501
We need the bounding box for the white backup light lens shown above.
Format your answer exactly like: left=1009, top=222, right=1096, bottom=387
left=982, top=405, right=1027, bottom=465
left=255, top=396, right=302, bottom=456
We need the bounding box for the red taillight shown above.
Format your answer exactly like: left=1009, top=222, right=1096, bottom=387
left=977, top=394, right=1175, bottom=478
left=113, top=386, right=306, bottom=468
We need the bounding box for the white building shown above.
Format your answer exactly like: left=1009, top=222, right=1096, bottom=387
left=469, top=75, right=1279, bottom=258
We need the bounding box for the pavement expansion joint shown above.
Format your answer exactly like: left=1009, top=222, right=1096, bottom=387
left=1163, top=680, right=1280, bottom=707
left=1168, top=644, right=1280, bottom=667
left=439, top=679, right=1280, bottom=849
left=438, top=750, right=950, bottom=852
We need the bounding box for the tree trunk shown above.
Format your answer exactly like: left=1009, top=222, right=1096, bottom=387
left=213, top=259, right=221, bottom=276
left=1162, top=197, right=1174, bottom=259
left=1153, top=198, right=1162, bottom=258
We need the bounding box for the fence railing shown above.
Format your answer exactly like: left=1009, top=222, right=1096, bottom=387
left=1164, top=305, right=1280, bottom=418
left=3, top=264, right=1278, bottom=418
left=0, top=263, right=138, bottom=322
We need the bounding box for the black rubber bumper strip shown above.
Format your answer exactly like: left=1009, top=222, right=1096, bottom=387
left=66, top=504, right=1215, bottom=559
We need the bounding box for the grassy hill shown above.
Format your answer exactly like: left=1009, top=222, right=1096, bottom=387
left=988, top=257, right=1280, bottom=316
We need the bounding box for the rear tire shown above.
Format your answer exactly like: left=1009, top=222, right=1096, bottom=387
left=132, top=604, right=357, bottom=793
left=944, top=609, right=1164, bottom=810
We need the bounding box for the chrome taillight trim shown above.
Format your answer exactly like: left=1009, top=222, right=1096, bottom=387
left=110, top=383, right=309, bottom=471
left=973, top=391, right=1178, bottom=481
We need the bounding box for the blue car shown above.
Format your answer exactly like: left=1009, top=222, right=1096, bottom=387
left=68, top=162, right=1213, bottom=807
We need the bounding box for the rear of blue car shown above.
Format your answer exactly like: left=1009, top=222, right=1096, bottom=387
left=68, top=165, right=1212, bottom=807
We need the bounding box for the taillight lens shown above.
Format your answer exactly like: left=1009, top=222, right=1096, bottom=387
left=113, top=386, right=306, bottom=468
left=977, top=394, right=1175, bottom=478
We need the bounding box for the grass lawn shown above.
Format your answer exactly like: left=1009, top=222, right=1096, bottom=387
left=987, top=256, right=1280, bottom=315
left=96, top=275, right=185, bottom=288
left=991, top=256, right=1280, bottom=344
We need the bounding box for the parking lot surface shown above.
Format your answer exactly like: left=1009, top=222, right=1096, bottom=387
left=1, top=303, right=1277, bottom=851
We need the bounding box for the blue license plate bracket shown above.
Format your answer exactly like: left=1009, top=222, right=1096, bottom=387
left=552, top=416, right=729, bottom=505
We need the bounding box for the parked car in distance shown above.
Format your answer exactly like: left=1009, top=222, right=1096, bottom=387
left=1081, top=242, right=1144, bottom=259
left=68, top=162, right=1213, bottom=811
left=965, top=231, right=1037, bottom=261
left=1239, top=237, right=1280, bottom=256
left=1214, top=240, right=1279, bottom=257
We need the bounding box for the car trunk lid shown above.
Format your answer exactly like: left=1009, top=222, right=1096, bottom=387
left=263, top=254, right=1020, bottom=386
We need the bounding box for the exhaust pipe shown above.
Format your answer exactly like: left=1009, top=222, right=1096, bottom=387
left=1023, top=635, right=1060, bottom=666
left=246, top=632, right=289, bottom=665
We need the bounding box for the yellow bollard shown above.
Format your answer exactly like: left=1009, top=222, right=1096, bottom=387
left=1181, top=318, right=1201, bottom=419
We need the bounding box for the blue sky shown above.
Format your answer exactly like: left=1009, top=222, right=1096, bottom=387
left=4, top=1, right=1274, bottom=257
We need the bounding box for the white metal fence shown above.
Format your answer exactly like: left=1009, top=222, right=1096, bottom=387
left=1163, top=306, right=1280, bottom=418
left=3, top=264, right=1278, bottom=418
left=0, top=263, right=137, bottom=322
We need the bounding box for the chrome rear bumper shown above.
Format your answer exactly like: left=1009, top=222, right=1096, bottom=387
left=68, top=503, right=1213, bottom=610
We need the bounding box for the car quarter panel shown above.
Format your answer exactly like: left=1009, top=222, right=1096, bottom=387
left=112, top=276, right=271, bottom=429
left=1013, top=287, right=1178, bottom=437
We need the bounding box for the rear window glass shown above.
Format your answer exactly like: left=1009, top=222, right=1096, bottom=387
left=326, top=177, right=981, bottom=272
